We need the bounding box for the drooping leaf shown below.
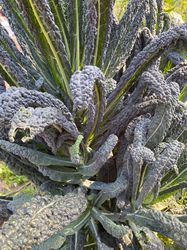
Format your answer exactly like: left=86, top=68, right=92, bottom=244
left=7, top=193, right=33, bottom=213
left=127, top=208, right=187, bottom=248
left=92, top=208, right=130, bottom=239
left=106, top=23, right=187, bottom=118
left=96, top=176, right=127, bottom=206
left=126, top=27, right=154, bottom=67
left=8, top=106, right=79, bottom=144
left=80, top=134, right=118, bottom=176
left=0, top=190, right=87, bottom=249
left=136, top=139, right=184, bottom=208
left=83, top=173, right=127, bottom=206
left=125, top=116, right=155, bottom=204
left=0, top=87, right=74, bottom=139
left=131, top=145, right=155, bottom=203
left=0, top=140, right=75, bottom=167
left=34, top=206, right=91, bottom=250
left=38, top=166, right=82, bottom=183
left=145, top=74, right=180, bottom=149
left=32, top=234, right=66, bottom=250
left=101, top=72, right=160, bottom=137
left=0, top=149, right=49, bottom=186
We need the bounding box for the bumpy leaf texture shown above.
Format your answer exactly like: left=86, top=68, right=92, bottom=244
left=127, top=208, right=187, bottom=248
left=0, top=87, right=78, bottom=150
left=80, top=134, right=118, bottom=176
left=70, top=65, right=105, bottom=113
left=8, top=106, right=79, bottom=144
left=92, top=208, right=130, bottom=239
left=131, top=224, right=165, bottom=250
left=107, top=23, right=187, bottom=115
left=0, top=74, right=5, bottom=93
left=0, top=0, right=187, bottom=248
left=85, top=0, right=98, bottom=65
left=136, top=139, right=184, bottom=208
left=0, top=189, right=87, bottom=249
left=0, top=140, right=74, bottom=167
left=70, top=65, right=106, bottom=141
left=104, top=0, right=149, bottom=77
left=145, top=71, right=180, bottom=149
left=165, top=61, right=187, bottom=91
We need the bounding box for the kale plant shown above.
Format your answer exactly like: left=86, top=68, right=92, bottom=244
left=0, top=0, right=187, bottom=249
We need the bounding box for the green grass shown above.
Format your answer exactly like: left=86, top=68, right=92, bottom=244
left=0, top=161, right=28, bottom=186
left=0, top=161, right=37, bottom=196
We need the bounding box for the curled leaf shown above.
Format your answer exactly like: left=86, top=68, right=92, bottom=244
left=8, top=106, right=79, bottom=144
left=70, top=65, right=105, bottom=113
left=127, top=208, right=187, bottom=248
left=80, top=134, right=118, bottom=176
left=0, top=87, right=74, bottom=140
left=107, top=23, right=187, bottom=116
left=136, top=139, right=184, bottom=208
left=92, top=208, right=130, bottom=239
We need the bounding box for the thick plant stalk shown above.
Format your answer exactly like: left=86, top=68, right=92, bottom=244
left=0, top=189, right=87, bottom=250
